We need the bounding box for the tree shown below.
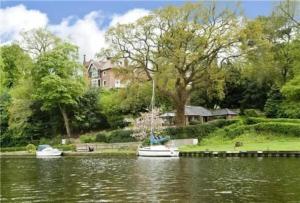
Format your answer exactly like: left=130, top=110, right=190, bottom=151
left=0, top=44, right=33, bottom=88
left=72, top=89, right=109, bottom=133
left=106, top=2, right=242, bottom=126
left=264, top=86, right=285, bottom=118
left=19, top=28, right=60, bottom=58
left=33, top=43, right=85, bottom=138
left=7, top=79, right=34, bottom=138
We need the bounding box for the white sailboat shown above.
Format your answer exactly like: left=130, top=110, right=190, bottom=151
left=137, top=80, right=179, bottom=157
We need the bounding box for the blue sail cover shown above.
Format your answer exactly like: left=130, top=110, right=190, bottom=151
left=150, top=133, right=170, bottom=145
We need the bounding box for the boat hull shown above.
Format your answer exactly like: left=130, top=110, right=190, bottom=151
left=36, top=151, right=62, bottom=156
left=138, top=145, right=179, bottom=157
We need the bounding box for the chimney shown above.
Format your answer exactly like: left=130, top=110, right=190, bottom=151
left=83, top=54, right=86, bottom=64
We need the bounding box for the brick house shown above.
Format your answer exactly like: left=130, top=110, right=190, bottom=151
left=84, top=56, right=126, bottom=89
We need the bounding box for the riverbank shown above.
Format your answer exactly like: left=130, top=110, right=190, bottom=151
left=180, top=132, right=300, bottom=152
left=0, top=149, right=137, bottom=157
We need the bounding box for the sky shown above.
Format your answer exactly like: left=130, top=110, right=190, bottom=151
left=0, top=0, right=278, bottom=60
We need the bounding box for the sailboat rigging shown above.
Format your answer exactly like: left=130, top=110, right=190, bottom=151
left=137, top=79, right=179, bottom=157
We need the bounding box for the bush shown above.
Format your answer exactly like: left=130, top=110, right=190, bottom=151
left=0, top=146, right=27, bottom=152
left=39, top=136, right=62, bottom=145
left=55, top=144, right=76, bottom=151
left=224, top=125, right=252, bottom=138
left=95, top=133, right=107, bottom=142
left=244, top=117, right=300, bottom=125
left=26, top=144, right=36, bottom=153
left=80, top=134, right=96, bottom=143
left=253, top=122, right=300, bottom=136
left=107, top=130, right=135, bottom=143
left=243, top=109, right=264, bottom=117
left=164, top=119, right=237, bottom=141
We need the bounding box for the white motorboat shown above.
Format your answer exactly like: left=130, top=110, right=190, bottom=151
left=138, top=145, right=179, bottom=157
left=36, top=145, right=62, bottom=156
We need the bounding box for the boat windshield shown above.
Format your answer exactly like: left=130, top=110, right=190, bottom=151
left=37, top=145, right=51, bottom=151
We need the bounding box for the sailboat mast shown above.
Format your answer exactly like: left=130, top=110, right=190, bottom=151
left=150, top=79, right=155, bottom=134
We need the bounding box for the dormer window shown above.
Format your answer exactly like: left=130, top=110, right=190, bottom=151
left=91, top=67, right=98, bottom=78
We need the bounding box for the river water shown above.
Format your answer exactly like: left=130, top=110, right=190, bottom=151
left=1, top=156, right=299, bottom=202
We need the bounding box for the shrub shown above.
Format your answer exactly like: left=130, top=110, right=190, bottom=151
left=39, top=136, right=62, bottom=145
left=80, top=134, right=96, bottom=143
left=224, top=125, right=252, bottom=138
left=95, top=133, right=108, bottom=142
left=253, top=122, right=300, bottom=136
left=107, top=130, right=135, bottom=143
left=243, top=109, right=264, bottom=117
left=244, top=117, right=300, bottom=125
left=0, top=146, right=27, bottom=152
left=164, top=119, right=237, bottom=141
left=26, top=144, right=36, bottom=153
left=55, top=144, right=76, bottom=151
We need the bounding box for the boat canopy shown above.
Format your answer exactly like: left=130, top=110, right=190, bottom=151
left=150, top=134, right=170, bottom=145
left=37, top=145, right=51, bottom=151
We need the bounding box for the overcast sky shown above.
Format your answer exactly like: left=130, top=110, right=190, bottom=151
left=1, top=1, right=277, bottom=60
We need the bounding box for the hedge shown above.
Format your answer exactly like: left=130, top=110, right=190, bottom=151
left=80, top=135, right=96, bottom=143
left=0, top=146, right=27, bottom=152
left=164, top=119, right=238, bottom=141
left=106, top=130, right=135, bottom=143
left=224, top=122, right=300, bottom=137
left=55, top=144, right=76, bottom=151
left=253, top=122, right=300, bottom=136
left=244, top=117, right=300, bottom=125
left=94, top=130, right=136, bottom=143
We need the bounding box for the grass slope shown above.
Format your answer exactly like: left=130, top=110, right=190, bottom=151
left=180, top=117, right=300, bottom=152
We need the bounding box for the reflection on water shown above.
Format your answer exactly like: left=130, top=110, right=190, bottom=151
left=1, top=156, right=300, bottom=202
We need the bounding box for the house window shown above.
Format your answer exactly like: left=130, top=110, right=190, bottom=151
left=91, top=67, right=98, bottom=78
left=115, top=80, right=121, bottom=88
left=103, top=71, right=106, bottom=76
left=98, top=79, right=101, bottom=87
left=91, top=79, right=98, bottom=87
left=103, top=80, right=107, bottom=86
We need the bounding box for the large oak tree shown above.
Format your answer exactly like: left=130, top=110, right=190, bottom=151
left=105, top=3, right=242, bottom=126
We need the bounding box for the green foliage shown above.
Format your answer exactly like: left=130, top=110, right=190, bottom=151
left=264, top=87, right=285, bottom=118
left=95, top=133, right=107, bottom=142
left=0, top=44, right=33, bottom=88
left=92, top=130, right=136, bottom=143
left=72, top=89, right=109, bottom=133
left=0, top=146, right=27, bottom=152
left=26, top=144, right=36, bottom=153
left=224, top=117, right=300, bottom=137
left=280, top=74, right=300, bottom=118
left=164, top=119, right=237, bottom=141
left=35, top=74, right=84, bottom=111
left=0, top=91, right=10, bottom=140
left=242, top=109, right=264, bottom=117
left=253, top=122, right=300, bottom=136
left=80, top=134, right=96, bottom=143
left=55, top=144, right=76, bottom=151
left=107, top=130, right=135, bottom=143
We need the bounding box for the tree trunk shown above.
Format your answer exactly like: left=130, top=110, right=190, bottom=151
left=174, top=86, right=188, bottom=127
left=175, top=101, right=186, bottom=126
left=59, top=105, right=71, bottom=138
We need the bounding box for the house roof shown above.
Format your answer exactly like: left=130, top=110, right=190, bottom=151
left=212, top=108, right=237, bottom=116
left=185, top=105, right=212, bottom=116
left=86, top=60, right=114, bottom=72
left=160, top=106, right=238, bottom=117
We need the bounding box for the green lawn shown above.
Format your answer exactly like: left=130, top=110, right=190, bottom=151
left=180, top=132, right=300, bottom=151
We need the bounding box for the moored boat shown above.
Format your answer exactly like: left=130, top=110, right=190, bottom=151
left=36, top=145, right=62, bottom=157
left=138, top=145, right=179, bottom=157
